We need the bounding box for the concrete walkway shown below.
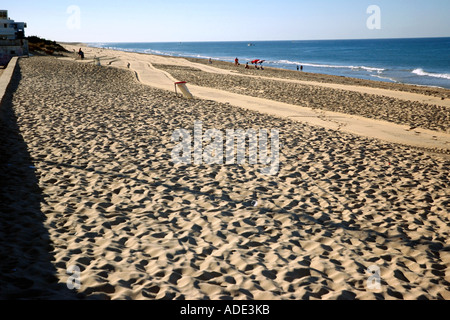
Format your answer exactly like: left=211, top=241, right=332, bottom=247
left=0, top=57, right=18, bottom=106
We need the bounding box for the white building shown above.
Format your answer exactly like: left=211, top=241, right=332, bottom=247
left=0, top=10, right=28, bottom=66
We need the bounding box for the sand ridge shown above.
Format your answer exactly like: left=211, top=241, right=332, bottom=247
left=1, top=56, right=449, bottom=300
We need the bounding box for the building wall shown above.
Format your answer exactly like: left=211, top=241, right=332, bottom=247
left=0, top=39, right=28, bottom=65
left=0, top=19, right=17, bottom=39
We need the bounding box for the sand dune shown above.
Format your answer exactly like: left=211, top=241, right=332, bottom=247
left=0, top=56, right=449, bottom=300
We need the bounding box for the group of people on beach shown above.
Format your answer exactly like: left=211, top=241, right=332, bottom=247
left=234, top=57, right=265, bottom=70
left=245, top=62, right=264, bottom=70
left=233, top=57, right=304, bottom=72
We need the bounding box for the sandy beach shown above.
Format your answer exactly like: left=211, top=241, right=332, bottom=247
left=0, top=51, right=449, bottom=300
left=58, top=45, right=450, bottom=153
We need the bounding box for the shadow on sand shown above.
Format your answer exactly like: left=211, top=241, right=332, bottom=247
left=0, top=63, right=81, bottom=300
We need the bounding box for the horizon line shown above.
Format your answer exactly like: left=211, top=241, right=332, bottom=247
left=54, top=36, right=450, bottom=44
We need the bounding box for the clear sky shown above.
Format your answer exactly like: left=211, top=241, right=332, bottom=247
left=5, top=0, right=450, bottom=42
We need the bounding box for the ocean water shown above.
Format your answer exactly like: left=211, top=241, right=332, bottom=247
left=90, top=38, right=450, bottom=89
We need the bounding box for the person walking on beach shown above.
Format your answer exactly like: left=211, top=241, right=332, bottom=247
left=78, top=48, right=85, bottom=60
left=297, top=65, right=299, bottom=71
left=245, top=62, right=249, bottom=69
left=235, top=57, right=240, bottom=66
left=209, top=58, right=212, bottom=64
left=301, top=65, right=303, bottom=71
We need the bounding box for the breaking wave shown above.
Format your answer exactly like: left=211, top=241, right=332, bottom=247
left=412, top=68, right=450, bottom=80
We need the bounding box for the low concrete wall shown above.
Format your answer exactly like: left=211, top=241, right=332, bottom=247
left=0, top=56, right=18, bottom=107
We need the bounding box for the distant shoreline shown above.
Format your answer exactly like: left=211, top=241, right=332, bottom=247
left=77, top=42, right=450, bottom=97
left=60, top=43, right=450, bottom=140
left=82, top=39, right=450, bottom=91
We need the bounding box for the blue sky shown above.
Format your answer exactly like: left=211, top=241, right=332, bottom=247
left=5, top=0, right=450, bottom=42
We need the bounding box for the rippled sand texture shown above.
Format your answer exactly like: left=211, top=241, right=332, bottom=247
left=1, top=56, right=449, bottom=300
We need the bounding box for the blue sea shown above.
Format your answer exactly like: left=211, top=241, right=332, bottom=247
left=90, top=38, right=450, bottom=89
